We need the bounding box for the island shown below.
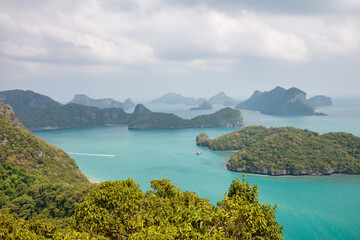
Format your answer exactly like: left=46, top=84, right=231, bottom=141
left=128, top=104, right=243, bottom=129
left=69, top=94, right=127, bottom=109
left=0, top=102, right=282, bottom=239
left=151, top=92, right=198, bottom=105
left=235, top=86, right=325, bottom=116
left=123, top=98, right=135, bottom=108
left=196, top=125, right=360, bottom=176
left=190, top=100, right=213, bottom=110
left=0, top=90, right=244, bottom=130
left=208, top=92, right=238, bottom=106
left=307, top=95, right=333, bottom=107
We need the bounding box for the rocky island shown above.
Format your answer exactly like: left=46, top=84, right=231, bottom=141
left=197, top=126, right=360, bottom=176
left=235, top=86, right=325, bottom=116
left=190, top=100, right=213, bottom=110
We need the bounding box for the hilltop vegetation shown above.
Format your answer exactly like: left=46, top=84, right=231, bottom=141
left=197, top=126, right=360, bottom=176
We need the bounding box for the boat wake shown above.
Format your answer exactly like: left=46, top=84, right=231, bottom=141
left=67, top=152, right=116, bottom=157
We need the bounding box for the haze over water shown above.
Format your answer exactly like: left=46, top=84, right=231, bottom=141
left=35, top=99, right=360, bottom=240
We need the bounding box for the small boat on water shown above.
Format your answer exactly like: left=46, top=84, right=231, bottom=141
left=196, top=151, right=202, bottom=155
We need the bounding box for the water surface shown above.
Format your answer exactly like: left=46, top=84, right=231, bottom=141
left=35, top=98, right=360, bottom=240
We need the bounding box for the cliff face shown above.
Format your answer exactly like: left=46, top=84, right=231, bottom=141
left=235, top=86, right=322, bottom=116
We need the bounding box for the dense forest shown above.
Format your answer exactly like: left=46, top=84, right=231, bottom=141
left=197, top=126, right=360, bottom=176
left=0, top=102, right=283, bottom=239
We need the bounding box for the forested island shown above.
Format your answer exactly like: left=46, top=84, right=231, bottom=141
left=0, top=90, right=243, bottom=131
left=197, top=126, right=360, bottom=176
left=0, top=102, right=283, bottom=239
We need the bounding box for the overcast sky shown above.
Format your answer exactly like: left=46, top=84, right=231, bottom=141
left=0, top=0, right=359, bottom=102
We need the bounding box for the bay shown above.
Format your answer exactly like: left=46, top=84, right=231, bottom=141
left=35, top=98, right=360, bottom=240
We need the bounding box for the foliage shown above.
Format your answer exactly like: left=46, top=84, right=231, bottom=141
left=0, top=103, right=91, bottom=220
left=75, top=178, right=283, bottom=239
left=0, top=212, right=108, bottom=239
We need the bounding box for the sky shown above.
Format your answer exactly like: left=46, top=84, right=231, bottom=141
left=0, top=0, right=359, bottom=103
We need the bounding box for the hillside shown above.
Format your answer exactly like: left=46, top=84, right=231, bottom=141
left=235, top=86, right=324, bottom=116
left=197, top=126, right=360, bottom=176
left=128, top=105, right=243, bottom=129
left=0, top=90, right=62, bottom=113
left=69, top=94, right=124, bottom=109
left=0, top=102, right=91, bottom=220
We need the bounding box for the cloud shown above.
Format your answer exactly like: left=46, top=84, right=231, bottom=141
left=0, top=0, right=359, bottom=76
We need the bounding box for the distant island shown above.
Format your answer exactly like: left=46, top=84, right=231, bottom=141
left=190, top=100, right=213, bottom=110
left=0, top=102, right=282, bottom=239
left=208, top=92, right=238, bottom=106
left=69, top=94, right=135, bottom=110
left=151, top=92, right=238, bottom=106
left=235, top=86, right=325, bottom=116
left=197, top=126, right=360, bottom=176
left=0, top=90, right=243, bottom=130
left=307, top=95, right=332, bottom=107
left=151, top=93, right=199, bottom=105
left=128, top=105, right=243, bottom=129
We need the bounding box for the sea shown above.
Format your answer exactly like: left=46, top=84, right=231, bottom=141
left=34, top=99, right=360, bottom=240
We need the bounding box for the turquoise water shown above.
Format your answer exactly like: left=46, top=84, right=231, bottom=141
left=35, top=99, right=360, bottom=240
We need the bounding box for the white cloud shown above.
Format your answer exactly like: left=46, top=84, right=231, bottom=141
left=1, top=41, right=48, bottom=58
left=0, top=0, right=359, bottom=74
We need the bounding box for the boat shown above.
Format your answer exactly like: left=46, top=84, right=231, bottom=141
left=196, top=151, right=202, bottom=155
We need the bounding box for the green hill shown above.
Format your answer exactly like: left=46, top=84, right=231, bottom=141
left=197, top=126, right=360, bottom=176
left=0, top=102, right=91, bottom=220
